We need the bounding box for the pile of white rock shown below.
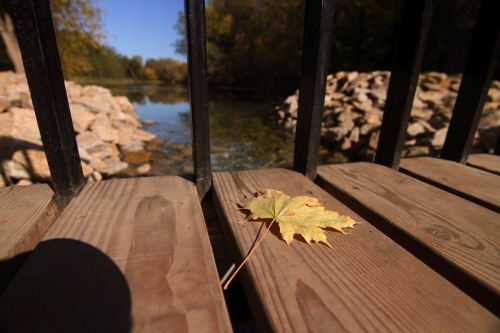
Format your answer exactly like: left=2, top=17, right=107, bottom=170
left=277, top=71, right=500, bottom=161
left=0, top=71, right=157, bottom=187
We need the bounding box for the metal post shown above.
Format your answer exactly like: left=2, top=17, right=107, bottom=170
left=9, top=0, right=85, bottom=208
left=441, top=0, right=500, bottom=163
left=294, top=0, right=335, bottom=180
left=185, top=0, right=212, bottom=199
left=374, top=0, right=434, bottom=169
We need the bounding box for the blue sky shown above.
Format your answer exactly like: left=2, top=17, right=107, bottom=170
left=99, top=0, right=186, bottom=62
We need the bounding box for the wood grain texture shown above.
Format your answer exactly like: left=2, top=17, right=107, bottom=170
left=0, top=184, right=59, bottom=292
left=317, top=162, right=500, bottom=316
left=212, top=168, right=499, bottom=333
left=467, top=154, right=500, bottom=175
left=0, top=176, right=232, bottom=333
left=399, top=157, right=500, bottom=213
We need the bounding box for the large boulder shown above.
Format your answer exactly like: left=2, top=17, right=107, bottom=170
left=72, top=98, right=112, bottom=114
left=12, top=149, right=93, bottom=181
left=12, top=149, right=51, bottom=181
left=90, top=113, right=119, bottom=143
left=5, top=160, right=30, bottom=180
left=76, top=131, right=116, bottom=160
left=0, top=71, right=159, bottom=185
left=120, top=139, right=145, bottom=155
left=113, top=96, right=135, bottom=114
left=90, top=157, right=128, bottom=177
left=10, top=107, right=42, bottom=146
left=133, top=129, right=156, bottom=142
left=70, top=103, right=96, bottom=133
left=277, top=71, right=500, bottom=160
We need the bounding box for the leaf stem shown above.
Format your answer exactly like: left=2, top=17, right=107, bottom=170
left=223, top=217, right=277, bottom=290
left=220, top=263, right=236, bottom=285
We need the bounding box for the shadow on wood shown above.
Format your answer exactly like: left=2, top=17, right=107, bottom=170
left=213, top=168, right=500, bottom=332
left=0, top=251, right=30, bottom=295
left=0, top=239, right=132, bottom=333
left=0, top=183, right=60, bottom=292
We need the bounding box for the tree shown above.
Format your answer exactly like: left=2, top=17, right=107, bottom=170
left=0, top=2, right=23, bottom=73
left=331, top=0, right=402, bottom=73
left=124, top=55, right=144, bottom=80
left=174, top=0, right=306, bottom=93
left=173, top=11, right=187, bottom=56
left=173, top=0, right=488, bottom=94
left=87, top=45, right=125, bottom=79
left=145, top=58, right=187, bottom=86
left=0, top=0, right=105, bottom=78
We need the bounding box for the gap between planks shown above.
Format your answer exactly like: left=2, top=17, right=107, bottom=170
left=0, top=184, right=60, bottom=293
left=213, top=168, right=499, bottom=333
left=0, top=176, right=232, bottom=333
left=399, top=157, right=500, bottom=213
left=467, top=154, right=500, bottom=175
left=317, top=162, right=500, bottom=317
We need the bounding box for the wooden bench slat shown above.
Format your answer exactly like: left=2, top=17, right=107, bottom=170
left=0, top=177, right=232, bottom=332
left=0, top=184, right=59, bottom=293
left=467, top=154, right=500, bottom=175
left=399, top=157, right=500, bottom=213
left=317, top=162, right=500, bottom=317
left=213, top=168, right=499, bottom=333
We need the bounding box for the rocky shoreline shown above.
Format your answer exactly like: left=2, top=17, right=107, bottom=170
left=0, top=71, right=159, bottom=187
left=277, top=71, right=500, bottom=161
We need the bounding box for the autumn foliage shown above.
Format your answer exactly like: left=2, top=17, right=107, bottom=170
left=222, top=189, right=358, bottom=289
left=0, top=0, right=187, bottom=85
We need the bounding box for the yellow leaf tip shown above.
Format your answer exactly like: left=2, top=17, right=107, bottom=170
left=323, top=240, right=333, bottom=249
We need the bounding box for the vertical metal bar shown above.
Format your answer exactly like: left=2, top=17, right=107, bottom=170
left=293, top=0, right=335, bottom=180
left=441, top=0, right=500, bottom=163
left=494, top=132, right=500, bottom=155
left=185, top=0, right=211, bottom=199
left=9, top=0, right=84, bottom=208
left=374, top=0, right=434, bottom=169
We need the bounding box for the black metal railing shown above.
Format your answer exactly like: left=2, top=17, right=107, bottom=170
left=185, top=0, right=211, bottom=199
left=374, top=0, right=434, bottom=169
left=9, top=0, right=85, bottom=208
left=440, top=0, right=500, bottom=163
left=293, top=0, right=335, bottom=180
left=9, top=0, right=500, bottom=206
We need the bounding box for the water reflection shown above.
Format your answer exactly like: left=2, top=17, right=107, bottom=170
left=138, top=101, right=191, bottom=145
left=208, top=98, right=294, bottom=171
left=105, top=84, right=295, bottom=175
left=105, top=84, right=189, bottom=105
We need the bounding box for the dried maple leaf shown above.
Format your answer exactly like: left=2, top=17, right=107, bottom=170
left=222, top=189, right=358, bottom=289
left=240, top=189, right=357, bottom=248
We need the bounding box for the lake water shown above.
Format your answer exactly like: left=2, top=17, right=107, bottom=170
left=104, top=84, right=299, bottom=175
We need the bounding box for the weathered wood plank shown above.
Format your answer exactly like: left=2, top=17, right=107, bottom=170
left=213, top=168, right=499, bottom=333
left=467, top=154, right=500, bottom=175
left=0, top=184, right=59, bottom=293
left=317, top=162, right=500, bottom=316
left=399, top=157, right=500, bottom=213
left=0, top=177, right=232, bottom=332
